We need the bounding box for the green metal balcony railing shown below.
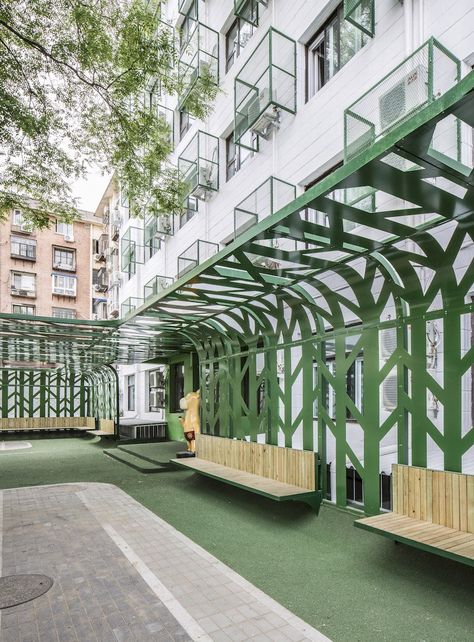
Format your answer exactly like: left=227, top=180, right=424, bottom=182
left=234, top=0, right=260, bottom=27
left=178, top=130, right=219, bottom=201
left=178, top=0, right=196, bottom=16
left=344, top=0, right=375, bottom=38
left=344, top=38, right=461, bottom=161
left=121, top=297, right=143, bottom=318
left=120, top=227, right=145, bottom=275
left=177, top=239, right=219, bottom=279
left=234, top=28, right=296, bottom=148
left=144, top=275, right=174, bottom=301
left=178, top=22, right=219, bottom=111
left=234, top=176, right=296, bottom=238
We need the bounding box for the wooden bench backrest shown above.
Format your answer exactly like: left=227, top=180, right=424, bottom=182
left=99, top=418, right=115, bottom=434
left=393, top=464, right=474, bottom=533
left=196, top=434, right=317, bottom=490
left=0, top=416, right=96, bottom=430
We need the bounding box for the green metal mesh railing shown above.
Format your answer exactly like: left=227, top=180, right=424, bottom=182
left=178, top=130, right=219, bottom=200
left=234, top=28, right=296, bottom=147
left=178, top=22, right=219, bottom=111
left=120, top=227, right=145, bottom=275
left=344, top=38, right=461, bottom=161
left=234, top=176, right=296, bottom=237
left=234, top=0, right=259, bottom=27
left=344, top=0, right=375, bottom=38
left=144, top=275, right=174, bottom=301
left=121, top=297, right=143, bottom=318
left=177, top=239, right=219, bottom=279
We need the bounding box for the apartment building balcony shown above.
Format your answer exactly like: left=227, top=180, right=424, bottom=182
left=177, top=239, right=218, bottom=279
left=178, top=22, right=219, bottom=111
left=121, top=297, right=143, bottom=318
left=234, top=176, right=296, bottom=238
left=144, top=275, right=173, bottom=301
left=178, top=130, right=219, bottom=201
left=234, top=28, right=296, bottom=147
left=111, top=207, right=121, bottom=240
left=344, top=37, right=460, bottom=161
left=121, top=227, right=145, bottom=276
left=10, top=238, right=36, bottom=261
left=95, top=234, right=109, bottom=262
left=93, top=267, right=108, bottom=294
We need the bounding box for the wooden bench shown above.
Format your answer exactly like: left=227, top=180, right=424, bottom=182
left=86, top=418, right=115, bottom=437
left=0, top=416, right=96, bottom=433
left=171, top=434, right=322, bottom=513
left=355, top=464, right=474, bottom=566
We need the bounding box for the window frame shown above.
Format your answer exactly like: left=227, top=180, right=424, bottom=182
left=52, top=307, right=76, bottom=319
left=55, top=220, right=74, bottom=237
left=179, top=196, right=198, bottom=228
left=12, top=304, right=35, bottom=315
left=51, top=273, right=77, bottom=297
left=225, top=16, right=254, bottom=73
left=226, top=132, right=255, bottom=181
left=126, top=374, right=136, bottom=412
left=11, top=271, right=36, bottom=293
left=306, top=4, right=367, bottom=100
left=10, top=235, right=36, bottom=260
left=53, top=246, right=76, bottom=271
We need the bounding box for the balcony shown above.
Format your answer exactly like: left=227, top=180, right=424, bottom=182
left=177, top=239, right=218, bottom=278
left=178, top=22, right=219, bottom=111
left=121, top=297, right=143, bottom=317
left=10, top=240, right=36, bottom=261
left=234, top=0, right=260, bottom=27
left=178, top=130, right=219, bottom=201
left=11, top=286, right=36, bottom=298
left=144, top=275, right=173, bottom=301
left=344, top=0, right=375, bottom=38
left=234, top=28, right=296, bottom=146
left=95, top=234, right=109, bottom=262
left=120, top=227, right=145, bottom=275
left=93, top=267, right=108, bottom=294
left=111, top=207, right=121, bottom=240
left=234, top=176, right=296, bottom=238
left=344, top=38, right=461, bottom=161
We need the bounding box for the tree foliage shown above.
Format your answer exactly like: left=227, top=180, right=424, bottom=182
left=0, top=0, right=218, bottom=227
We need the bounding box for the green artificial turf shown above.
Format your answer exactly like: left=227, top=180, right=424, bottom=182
left=0, top=436, right=473, bottom=642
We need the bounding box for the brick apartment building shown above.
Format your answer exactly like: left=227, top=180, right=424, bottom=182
left=0, top=206, right=103, bottom=320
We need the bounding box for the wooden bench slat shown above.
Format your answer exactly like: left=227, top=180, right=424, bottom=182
left=355, top=464, right=474, bottom=566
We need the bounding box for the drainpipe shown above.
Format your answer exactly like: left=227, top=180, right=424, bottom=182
left=418, top=0, right=424, bottom=48
left=404, top=0, right=414, bottom=55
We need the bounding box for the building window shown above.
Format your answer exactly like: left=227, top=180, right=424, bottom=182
left=53, top=247, right=75, bottom=270
left=126, top=375, right=136, bottom=411
left=179, top=110, right=194, bottom=140
left=180, top=0, right=197, bottom=51
left=170, top=363, right=185, bottom=412
left=52, top=274, right=77, bottom=297
left=12, top=209, right=33, bottom=232
left=55, top=220, right=74, bottom=238
left=148, top=369, right=166, bottom=411
left=225, top=17, right=254, bottom=72
left=313, top=350, right=363, bottom=420
left=226, top=133, right=254, bottom=180
left=180, top=196, right=198, bottom=228
left=52, top=307, right=76, bottom=319
left=307, top=4, right=367, bottom=99
left=11, top=236, right=36, bottom=260
left=92, top=238, right=100, bottom=254
left=11, top=271, right=36, bottom=295
left=12, top=304, right=35, bottom=315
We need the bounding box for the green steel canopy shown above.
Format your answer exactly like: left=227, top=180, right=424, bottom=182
left=0, top=70, right=473, bottom=369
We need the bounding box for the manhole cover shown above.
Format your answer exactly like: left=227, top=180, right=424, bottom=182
left=0, top=575, right=53, bottom=609
left=0, top=441, right=32, bottom=451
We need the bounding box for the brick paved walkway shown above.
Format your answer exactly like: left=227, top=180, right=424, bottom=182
left=0, top=483, right=331, bottom=641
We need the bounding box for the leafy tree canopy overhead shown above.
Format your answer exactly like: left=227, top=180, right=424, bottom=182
left=0, top=0, right=218, bottom=227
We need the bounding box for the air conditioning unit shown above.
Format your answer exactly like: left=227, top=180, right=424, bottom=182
left=93, top=253, right=102, bottom=262
left=93, top=283, right=107, bottom=292
left=379, top=65, right=429, bottom=131
left=252, top=256, right=280, bottom=270
left=382, top=375, right=398, bottom=410
left=158, top=215, right=173, bottom=234
left=380, top=327, right=397, bottom=360
left=246, top=87, right=279, bottom=139
left=159, top=277, right=171, bottom=290
left=64, top=234, right=74, bottom=242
